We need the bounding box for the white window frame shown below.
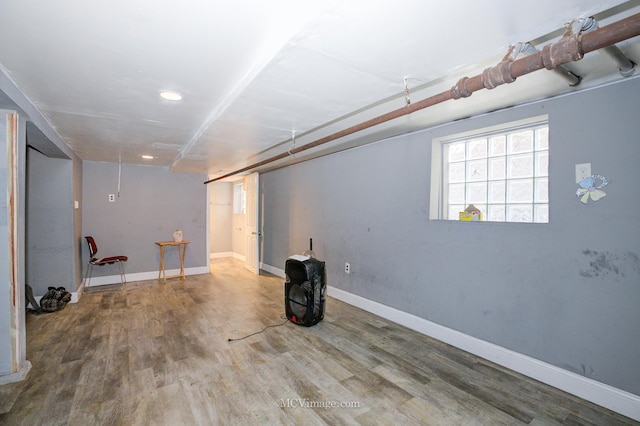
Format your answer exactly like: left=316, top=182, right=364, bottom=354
left=233, top=182, right=246, bottom=215
left=430, top=115, right=549, bottom=223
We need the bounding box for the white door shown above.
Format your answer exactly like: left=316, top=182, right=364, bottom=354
left=244, top=172, right=260, bottom=274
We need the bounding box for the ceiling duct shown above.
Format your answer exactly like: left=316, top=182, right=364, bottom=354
left=205, top=12, right=640, bottom=184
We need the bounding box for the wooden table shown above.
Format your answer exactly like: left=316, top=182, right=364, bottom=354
left=155, top=241, right=190, bottom=282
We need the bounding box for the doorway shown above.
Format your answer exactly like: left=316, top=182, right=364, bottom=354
left=208, top=173, right=260, bottom=274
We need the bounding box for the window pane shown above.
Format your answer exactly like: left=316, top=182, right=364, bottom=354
left=507, top=179, right=533, bottom=203
left=508, top=130, right=534, bottom=154
left=475, top=204, right=487, bottom=219
left=489, top=157, right=505, bottom=180
left=535, top=178, right=548, bottom=203
left=488, top=205, right=506, bottom=222
left=448, top=162, right=465, bottom=183
left=489, top=181, right=505, bottom=203
left=233, top=183, right=244, bottom=214
left=536, top=127, right=549, bottom=150
left=535, top=151, right=548, bottom=177
left=489, top=135, right=506, bottom=156
left=448, top=183, right=465, bottom=204
left=449, top=204, right=465, bottom=220
left=448, top=142, right=465, bottom=162
left=535, top=204, right=549, bottom=223
left=508, top=205, right=533, bottom=222
left=467, top=138, right=487, bottom=159
left=467, top=182, right=487, bottom=204
left=508, top=153, right=533, bottom=178
left=467, top=160, right=487, bottom=181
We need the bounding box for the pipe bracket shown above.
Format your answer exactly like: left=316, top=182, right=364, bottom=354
left=404, top=77, right=411, bottom=105
left=482, top=61, right=516, bottom=89
left=451, top=77, right=472, bottom=99
left=542, top=34, right=583, bottom=70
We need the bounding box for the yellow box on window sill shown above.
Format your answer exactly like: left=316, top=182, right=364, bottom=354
left=459, top=204, right=482, bottom=221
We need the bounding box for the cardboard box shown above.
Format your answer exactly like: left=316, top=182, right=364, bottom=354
left=459, top=204, right=482, bottom=221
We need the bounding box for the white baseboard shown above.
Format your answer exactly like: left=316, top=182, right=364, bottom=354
left=232, top=253, right=246, bottom=262
left=261, top=263, right=285, bottom=277
left=210, top=252, right=246, bottom=261
left=84, top=266, right=210, bottom=288
left=326, top=286, right=640, bottom=422
left=211, top=252, right=233, bottom=259
left=0, top=360, right=32, bottom=385
left=261, top=262, right=640, bottom=421
left=71, top=280, right=85, bottom=303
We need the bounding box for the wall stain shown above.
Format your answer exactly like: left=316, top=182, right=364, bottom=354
left=580, top=250, right=640, bottom=280
left=560, top=363, right=596, bottom=378
left=581, top=364, right=596, bottom=377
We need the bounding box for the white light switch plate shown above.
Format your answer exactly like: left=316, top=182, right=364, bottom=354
left=575, top=163, right=591, bottom=183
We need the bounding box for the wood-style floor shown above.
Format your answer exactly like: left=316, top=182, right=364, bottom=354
left=1, top=258, right=637, bottom=425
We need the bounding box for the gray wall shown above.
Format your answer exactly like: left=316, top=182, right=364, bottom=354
left=82, top=162, right=208, bottom=277
left=26, top=148, right=76, bottom=296
left=261, top=76, right=640, bottom=396
left=209, top=182, right=232, bottom=254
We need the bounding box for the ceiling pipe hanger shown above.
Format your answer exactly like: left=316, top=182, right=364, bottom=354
left=287, top=129, right=296, bottom=157
left=204, top=12, right=640, bottom=185
left=572, top=16, right=636, bottom=77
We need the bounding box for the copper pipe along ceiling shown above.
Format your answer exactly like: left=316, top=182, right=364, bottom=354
left=519, top=42, right=582, bottom=86
left=204, top=12, right=640, bottom=184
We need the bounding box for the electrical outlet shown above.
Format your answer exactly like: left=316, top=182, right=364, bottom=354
left=575, top=163, right=591, bottom=183
left=345, top=263, right=351, bottom=274
left=108, top=194, right=115, bottom=202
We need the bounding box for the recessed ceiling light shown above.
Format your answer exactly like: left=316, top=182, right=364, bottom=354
left=159, top=90, right=183, bottom=101
left=141, top=155, right=154, bottom=159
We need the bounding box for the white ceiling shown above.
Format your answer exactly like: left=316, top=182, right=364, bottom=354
left=0, top=0, right=639, bottom=180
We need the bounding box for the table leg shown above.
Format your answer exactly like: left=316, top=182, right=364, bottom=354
left=179, top=243, right=186, bottom=279
left=158, top=245, right=165, bottom=282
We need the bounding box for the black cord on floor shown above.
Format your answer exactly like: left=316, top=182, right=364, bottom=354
left=227, top=313, right=289, bottom=342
